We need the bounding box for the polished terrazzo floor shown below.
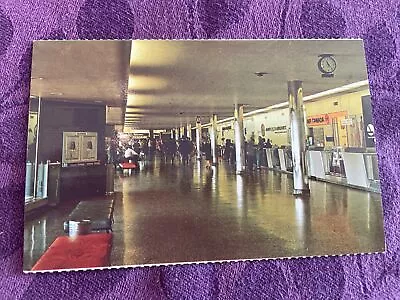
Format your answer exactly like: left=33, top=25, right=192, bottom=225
left=24, top=159, right=385, bottom=270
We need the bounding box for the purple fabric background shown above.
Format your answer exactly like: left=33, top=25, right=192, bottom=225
left=0, top=0, right=399, bottom=298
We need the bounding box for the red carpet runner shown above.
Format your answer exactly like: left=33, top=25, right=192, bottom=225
left=31, top=233, right=112, bottom=271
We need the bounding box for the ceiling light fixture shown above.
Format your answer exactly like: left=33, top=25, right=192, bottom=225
left=254, top=72, right=269, bottom=77
left=202, top=80, right=369, bottom=127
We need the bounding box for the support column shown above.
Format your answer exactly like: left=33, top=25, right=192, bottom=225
left=234, top=104, right=246, bottom=174
left=170, top=129, right=174, bottom=139
left=175, top=128, right=179, bottom=141
left=196, top=117, right=202, bottom=160
left=210, top=114, right=218, bottom=166
left=288, top=80, right=310, bottom=195
left=186, top=123, right=191, bottom=139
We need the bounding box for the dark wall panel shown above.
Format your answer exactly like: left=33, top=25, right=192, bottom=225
left=38, top=101, right=106, bottom=163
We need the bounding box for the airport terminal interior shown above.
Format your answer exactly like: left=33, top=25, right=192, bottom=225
left=24, top=40, right=385, bottom=271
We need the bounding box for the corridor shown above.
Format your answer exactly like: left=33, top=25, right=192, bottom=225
left=24, top=158, right=384, bottom=269
left=111, top=160, right=384, bottom=266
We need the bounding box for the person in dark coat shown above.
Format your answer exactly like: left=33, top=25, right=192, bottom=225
left=256, top=136, right=265, bottom=169
left=266, top=138, right=272, bottom=148
left=178, top=138, right=192, bottom=165
left=224, top=139, right=232, bottom=161
left=165, top=139, right=177, bottom=164
left=246, top=137, right=256, bottom=171
left=202, top=140, right=212, bottom=168
left=230, top=143, right=236, bottom=164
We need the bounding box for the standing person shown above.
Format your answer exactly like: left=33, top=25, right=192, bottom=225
left=178, top=137, right=192, bottom=165
left=256, top=136, right=265, bottom=169
left=166, top=138, right=177, bottom=164
left=133, top=140, right=141, bottom=154
left=142, top=139, right=149, bottom=160
left=246, top=137, right=256, bottom=171
left=224, top=139, right=232, bottom=161
left=230, top=142, right=236, bottom=165
left=266, top=138, right=272, bottom=148
left=159, top=138, right=166, bottom=162
left=147, top=138, right=152, bottom=160
left=203, top=140, right=212, bottom=169
left=149, top=138, right=156, bottom=160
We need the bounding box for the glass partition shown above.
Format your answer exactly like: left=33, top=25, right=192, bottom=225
left=25, top=96, right=49, bottom=204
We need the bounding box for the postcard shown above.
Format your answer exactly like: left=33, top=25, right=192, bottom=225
left=23, top=39, right=385, bottom=272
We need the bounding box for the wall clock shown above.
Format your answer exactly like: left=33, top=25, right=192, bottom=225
left=318, top=54, right=336, bottom=78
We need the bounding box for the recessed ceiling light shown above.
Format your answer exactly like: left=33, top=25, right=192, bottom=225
left=94, top=100, right=103, bottom=103
left=49, top=92, right=63, bottom=96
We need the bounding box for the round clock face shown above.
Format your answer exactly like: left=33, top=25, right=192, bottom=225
left=318, top=56, right=336, bottom=73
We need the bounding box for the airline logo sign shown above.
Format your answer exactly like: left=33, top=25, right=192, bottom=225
left=366, top=124, right=375, bottom=137
left=307, top=114, right=330, bottom=126
left=362, top=95, right=375, bottom=148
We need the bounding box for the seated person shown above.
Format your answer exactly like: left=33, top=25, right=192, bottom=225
left=124, top=146, right=139, bottom=163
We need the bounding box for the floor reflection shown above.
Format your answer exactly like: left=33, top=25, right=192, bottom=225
left=24, top=158, right=385, bottom=269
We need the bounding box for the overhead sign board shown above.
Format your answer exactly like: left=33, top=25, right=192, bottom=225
left=341, top=118, right=353, bottom=126
left=307, top=114, right=330, bottom=126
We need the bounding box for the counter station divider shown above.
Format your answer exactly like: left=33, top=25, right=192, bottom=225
left=25, top=161, right=50, bottom=202
left=265, top=147, right=380, bottom=193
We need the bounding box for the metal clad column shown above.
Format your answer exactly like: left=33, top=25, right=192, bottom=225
left=187, top=123, right=191, bottom=139
left=288, top=80, right=310, bottom=195
left=196, top=117, right=202, bottom=160
left=234, top=104, right=246, bottom=174
left=210, top=114, right=218, bottom=165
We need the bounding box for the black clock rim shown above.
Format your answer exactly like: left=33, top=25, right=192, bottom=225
left=317, top=56, right=336, bottom=74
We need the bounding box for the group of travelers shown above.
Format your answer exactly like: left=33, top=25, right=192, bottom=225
left=244, top=136, right=273, bottom=170
left=108, top=132, right=278, bottom=173
left=107, top=138, right=157, bottom=167
left=160, top=136, right=194, bottom=165
left=219, top=136, right=273, bottom=170
left=150, top=136, right=199, bottom=165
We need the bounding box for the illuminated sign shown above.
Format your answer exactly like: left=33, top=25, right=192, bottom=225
left=307, top=114, right=330, bottom=126
left=307, top=111, right=348, bottom=126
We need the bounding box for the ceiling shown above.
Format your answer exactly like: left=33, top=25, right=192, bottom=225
left=30, top=40, right=131, bottom=119
left=126, top=39, right=368, bottom=129
left=29, top=39, right=369, bottom=130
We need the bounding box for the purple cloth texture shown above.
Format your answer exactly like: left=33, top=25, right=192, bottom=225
left=0, top=0, right=399, bottom=299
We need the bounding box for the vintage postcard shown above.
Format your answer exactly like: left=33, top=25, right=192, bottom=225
left=24, top=39, right=385, bottom=272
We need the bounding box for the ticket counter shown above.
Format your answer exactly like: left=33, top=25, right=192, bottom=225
left=306, top=148, right=380, bottom=192
left=266, top=146, right=380, bottom=193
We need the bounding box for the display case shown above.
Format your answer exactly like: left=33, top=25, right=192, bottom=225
left=62, top=132, right=98, bottom=165
left=25, top=96, right=53, bottom=211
